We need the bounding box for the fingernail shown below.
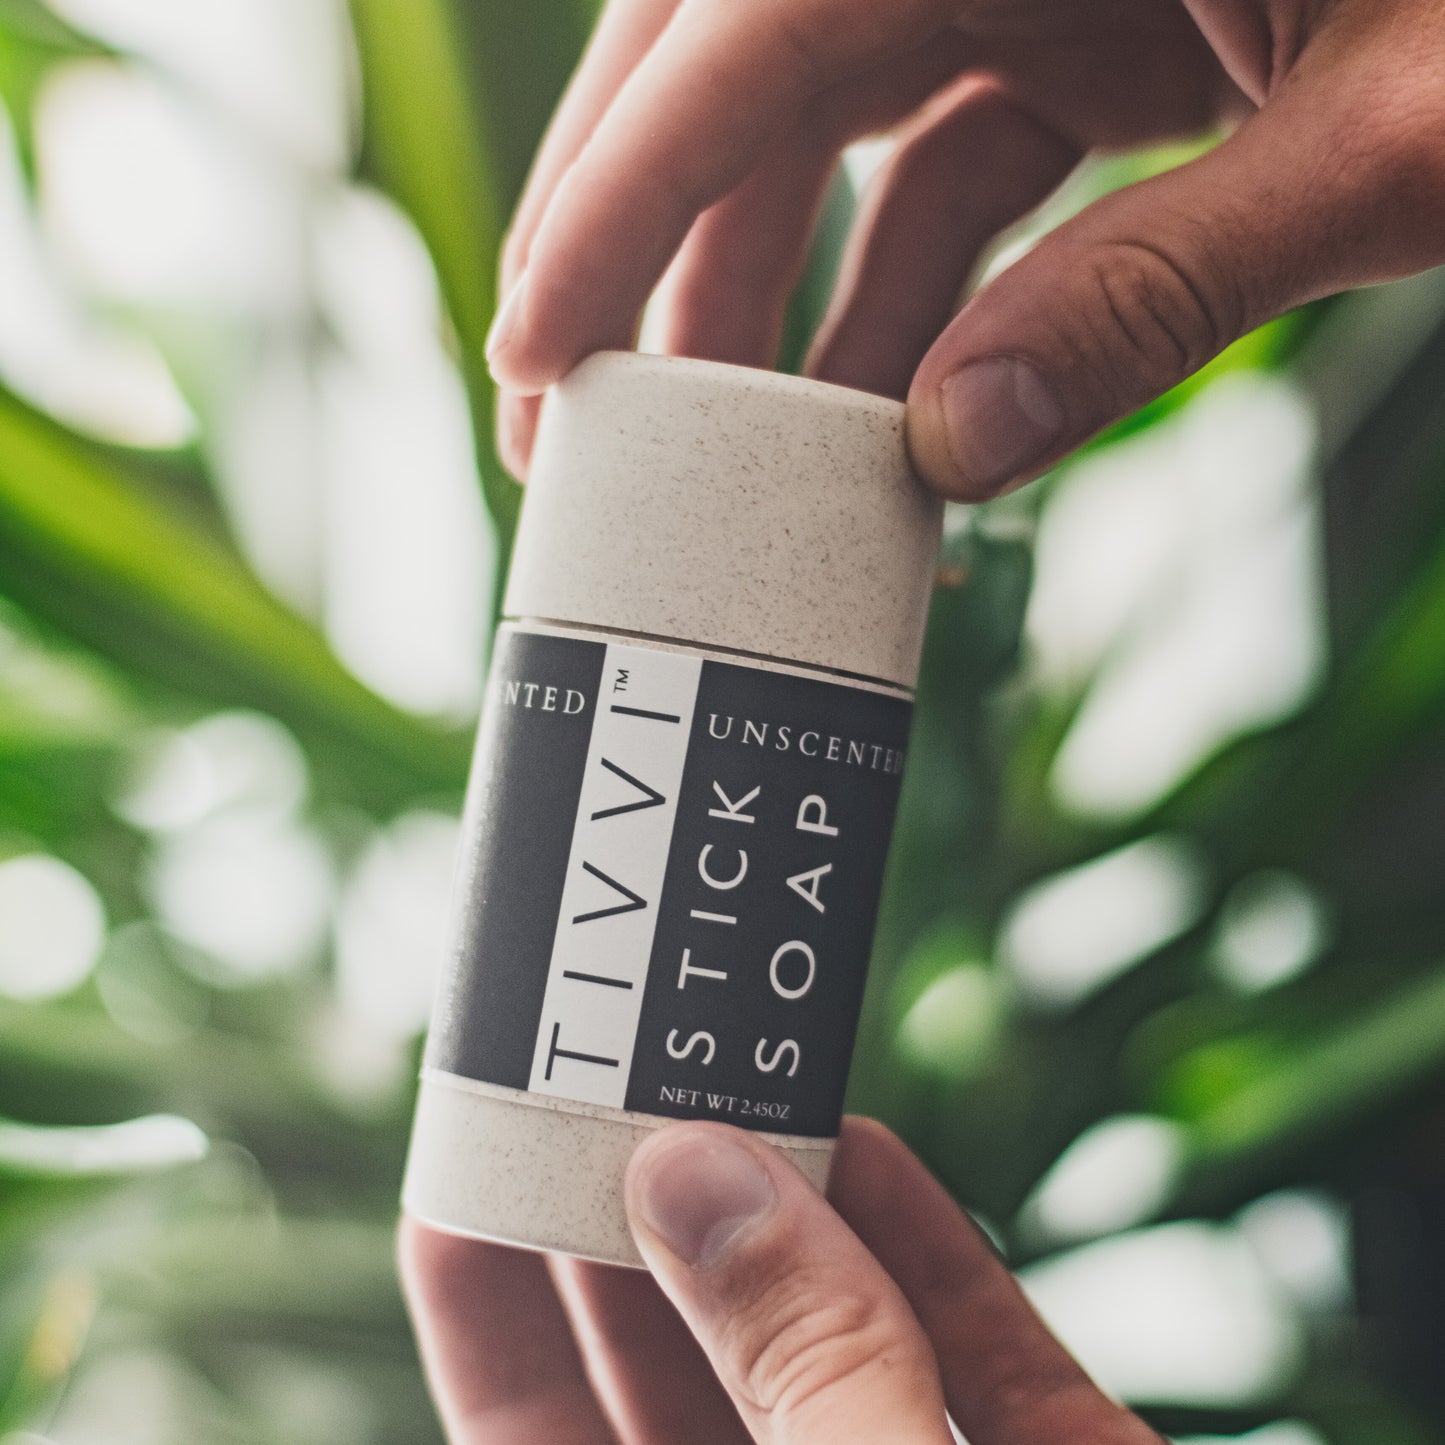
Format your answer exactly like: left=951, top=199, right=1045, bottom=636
left=632, top=1132, right=776, bottom=1269
left=486, top=274, right=527, bottom=361
left=940, top=356, right=1064, bottom=493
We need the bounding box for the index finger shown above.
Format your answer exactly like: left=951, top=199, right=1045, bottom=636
left=500, top=0, right=679, bottom=290
left=487, top=0, right=959, bottom=391
left=830, top=1120, right=1156, bottom=1443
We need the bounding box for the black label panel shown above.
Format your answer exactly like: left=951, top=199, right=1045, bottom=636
left=425, top=630, right=604, bottom=1088
left=425, top=625, right=911, bottom=1138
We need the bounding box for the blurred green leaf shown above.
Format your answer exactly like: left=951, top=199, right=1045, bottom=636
left=0, top=1111, right=207, bottom=1433
left=1158, top=963, right=1445, bottom=1172
left=0, top=603, right=138, bottom=756
left=0, top=385, right=467, bottom=800
left=349, top=0, right=500, bottom=364
left=871, top=526, right=1034, bottom=948
left=0, top=1268, right=94, bottom=1435
left=451, top=0, right=593, bottom=214
left=777, top=167, right=856, bottom=377
left=1316, top=526, right=1445, bottom=780
left=348, top=0, right=565, bottom=563
left=889, top=929, right=1002, bottom=1083
left=0, top=998, right=411, bottom=1215
left=853, top=528, right=1035, bottom=1138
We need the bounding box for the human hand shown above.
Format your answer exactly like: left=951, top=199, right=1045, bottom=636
left=484, top=0, right=1445, bottom=498
left=401, top=1117, right=1161, bottom=1443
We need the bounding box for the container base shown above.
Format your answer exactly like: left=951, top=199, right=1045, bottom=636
left=402, top=1072, right=835, bottom=1268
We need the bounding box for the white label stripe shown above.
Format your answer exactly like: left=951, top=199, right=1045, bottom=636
left=527, top=643, right=702, bottom=1107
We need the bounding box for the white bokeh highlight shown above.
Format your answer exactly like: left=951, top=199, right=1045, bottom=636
left=0, top=1113, right=206, bottom=1174
left=0, top=854, right=107, bottom=1000
left=47, top=0, right=355, bottom=174
left=0, top=104, right=190, bottom=446
left=1023, top=1222, right=1302, bottom=1408
left=29, top=4, right=490, bottom=718
left=124, top=711, right=332, bottom=983
left=37, top=62, right=308, bottom=314
left=335, top=810, right=460, bottom=1038
left=898, top=963, right=1000, bottom=1075
left=1000, top=834, right=1208, bottom=1008
left=1029, top=372, right=1325, bottom=819
left=116, top=711, right=310, bottom=834
left=146, top=813, right=333, bottom=984
left=1023, top=1115, right=1187, bottom=1244
left=1178, top=1424, right=1326, bottom=1445
left=315, top=186, right=492, bottom=718
left=1212, top=870, right=1331, bottom=993
left=1238, top=1190, right=1352, bottom=1313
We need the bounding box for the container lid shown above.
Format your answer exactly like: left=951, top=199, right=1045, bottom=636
left=504, top=351, right=942, bottom=688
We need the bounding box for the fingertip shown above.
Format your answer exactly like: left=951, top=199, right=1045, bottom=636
left=483, top=276, right=573, bottom=394
left=834, top=1114, right=907, bottom=1164
left=484, top=272, right=527, bottom=361
left=485, top=341, right=555, bottom=395
left=907, top=353, right=1066, bottom=501
left=486, top=291, right=642, bottom=394
left=904, top=372, right=979, bottom=501
left=625, top=1120, right=783, bottom=1199
left=487, top=352, right=556, bottom=395
left=626, top=1123, right=779, bottom=1271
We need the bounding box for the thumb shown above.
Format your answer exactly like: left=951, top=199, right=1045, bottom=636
left=907, top=65, right=1445, bottom=499
left=625, top=1122, right=953, bottom=1445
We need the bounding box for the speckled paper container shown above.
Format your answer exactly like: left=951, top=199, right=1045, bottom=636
left=506, top=352, right=939, bottom=687
left=404, top=351, right=942, bottom=1266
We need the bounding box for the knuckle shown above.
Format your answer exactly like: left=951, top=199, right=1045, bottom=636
left=726, top=1270, right=910, bottom=1422
left=1331, top=94, right=1428, bottom=191
left=1082, top=235, right=1238, bottom=394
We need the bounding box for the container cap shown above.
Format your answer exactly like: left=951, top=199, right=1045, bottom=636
left=504, top=352, right=942, bottom=688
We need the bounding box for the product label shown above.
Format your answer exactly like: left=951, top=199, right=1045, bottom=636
left=425, top=625, right=911, bottom=1138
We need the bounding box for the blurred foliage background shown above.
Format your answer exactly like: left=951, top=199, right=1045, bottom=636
left=1, top=1, right=1444, bottom=1441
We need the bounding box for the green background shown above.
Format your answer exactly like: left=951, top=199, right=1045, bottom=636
left=2, top=0, right=1444, bottom=1438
